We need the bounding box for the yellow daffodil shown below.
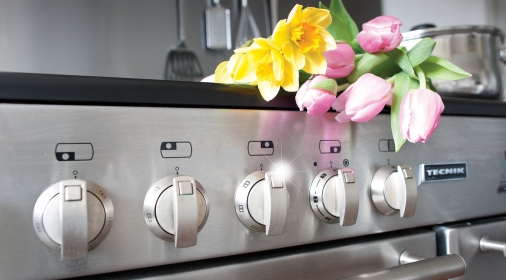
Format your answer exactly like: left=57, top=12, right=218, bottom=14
left=215, top=50, right=247, bottom=84
left=272, top=4, right=336, bottom=74
left=233, top=38, right=298, bottom=101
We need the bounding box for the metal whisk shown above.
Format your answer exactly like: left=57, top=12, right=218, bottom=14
left=235, top=0, right=261, bottom=48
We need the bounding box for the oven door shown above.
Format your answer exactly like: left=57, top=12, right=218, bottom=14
left=435, top=216, right=506, bottom=280
left=96, top=230, right=463, bottom=280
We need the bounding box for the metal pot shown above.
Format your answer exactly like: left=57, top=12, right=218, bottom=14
left=402, top=25, right=506, bottom=100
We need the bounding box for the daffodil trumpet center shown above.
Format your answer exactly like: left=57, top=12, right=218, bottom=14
left=290, top=22, right=321, bottom=53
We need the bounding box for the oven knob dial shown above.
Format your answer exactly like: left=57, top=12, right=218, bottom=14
left=143, top=175, right=209, bottom=248
left=32, top=179, right=114, bottom=260
left=309, top=168, right=359, bottom=225
left=234, top=171, right=290, bottom=236
left=370, top=165, right=417, bottom=217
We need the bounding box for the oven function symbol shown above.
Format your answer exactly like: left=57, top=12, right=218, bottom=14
left=370, top=164, right=417, bottom=218
left=319, top=140, right=341, bottom=154
left=55, top=143, right=94, bottom=161
left=248, top=141, right=274, bottom=156
left=234, top=171, right=290, bottom=236
left=378, top=139, right=395, bottom=152
left=160, top=141, right=192, bottom=158
left=309, top=168, right=359, bottom=225
left=32, top=179, right=114, bottom=260
left=143, top=175, right=209, bottom=248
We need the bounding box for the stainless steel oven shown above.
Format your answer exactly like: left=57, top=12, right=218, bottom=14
left=0, top=73, right=505, bottom=279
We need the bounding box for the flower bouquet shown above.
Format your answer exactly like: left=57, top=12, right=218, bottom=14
left=204, top=0, right=471, bottom=152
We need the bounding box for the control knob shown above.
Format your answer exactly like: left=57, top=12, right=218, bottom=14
left=370, top=164, right=417, bottom=217
left=235, top=171, right=289, bottom=236
left=143, top=175, right=209, bottom=248
left=33, top=179, right=114, bottom=260
left=309, top=168, right=359, bottom=225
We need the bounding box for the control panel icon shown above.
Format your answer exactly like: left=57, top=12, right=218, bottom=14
left=319, top=140, right=341, bottom=154
left=55, top=143, right=94, bottom=161
left=248, top=141, right=274, bottom=156
left=160, top=142, right=192, bottom=158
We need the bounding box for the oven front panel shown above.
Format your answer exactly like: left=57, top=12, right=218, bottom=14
left=0, top=104, right=505, bottom=279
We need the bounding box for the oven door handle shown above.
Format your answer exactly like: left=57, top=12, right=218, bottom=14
left=480, top=236, right=506, bottom=257
left=339, top=251, right=466, bottom=280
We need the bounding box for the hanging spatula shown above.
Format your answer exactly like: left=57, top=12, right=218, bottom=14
left=164, top=0, right=203, bottom=81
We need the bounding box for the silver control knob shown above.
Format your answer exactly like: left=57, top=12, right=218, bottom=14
left=143, top=175, right=209, bottom=248
left=234, top=171, right=290, bottom=236
left=370, top=164, right=417, bottom=217
left=309, top=168, right=359, bottom=225
left=32, top=179, right=114, bottom=260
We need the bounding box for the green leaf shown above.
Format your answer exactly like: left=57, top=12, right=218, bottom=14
left=298, top=70, right=312, bottom=85
left=386, top=48, right=417, bottom=80
left=350, top=38, right=365, bottom=54
left=391, top=72, right=419, bottom=152
left=419, top=56, right=472, bottom=80
left=407, top=38, right=436, bottom=67
left=329, top=0, right=358, bottom=37
left=319, top=1, right=357, bottom=44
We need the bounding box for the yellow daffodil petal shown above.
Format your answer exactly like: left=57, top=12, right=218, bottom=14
left=302, top=51, right=327, bottom=74
left=286, top=4, right=303, bottom=25
left=215, top=61, right=233, bottom=83
left=271, top=49, right=284, bottom=81
left=281, top=60, right=299, bottom=92
left=302, top=7, right=332, bottom=28
left=234, top=52, right=260, bottom=82
left=258, top=80, right=280, bottom=101
left=316, top=26, right=337, bottom=52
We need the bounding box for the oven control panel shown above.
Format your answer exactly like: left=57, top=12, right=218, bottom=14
left=0, top=104, right=505, bottom=279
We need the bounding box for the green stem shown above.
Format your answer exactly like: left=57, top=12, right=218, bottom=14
left=347, top=53, right=389, bottom=83
left=386, top=76, right=395, bottom=84
left=414, top=66, right=426, bottom=89
left=337, top=83, right=350, bottom=92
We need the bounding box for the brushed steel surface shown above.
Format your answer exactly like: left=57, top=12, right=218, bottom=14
left=1, top=104, right=506, bottom=279
left=136, top=231, right=438, bottom=280
left=435, top=218, right=506, bottom=280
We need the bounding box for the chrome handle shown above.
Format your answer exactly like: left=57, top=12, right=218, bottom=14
left=397, top=165, right=417, bottom=218
left=340, top=252, right=466, bottom=280
left=480, top=236, right=506, bottom=257
left=500, top=46, right=506, bottom=63
left=337, top=168, right=359, bottom=226
left=59, top=180, right=88, bottom=260
left=173, top=176, right=199, bottom=248
left=264, top=171, right=289, bottom=236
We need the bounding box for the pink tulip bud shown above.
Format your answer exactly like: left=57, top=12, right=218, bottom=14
left=399, top=89, right=445, bottom=143
left=296, top=75, right=338, bottom=115
left=356, top=16, right=403, bottom=53
left=332, top=73, right=392, bottom=122
left=324, top=42, right=355, bottom=79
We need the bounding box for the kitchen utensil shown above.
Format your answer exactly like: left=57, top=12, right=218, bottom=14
left=205, top=0, right=231, bottom=50
left=235, top=0, right=261, bottom=48
left=164, top=0, right=203, bottom=81
left=402, top=25, right=506, bottom=100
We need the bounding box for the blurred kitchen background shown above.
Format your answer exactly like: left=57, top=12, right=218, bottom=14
left=0, top=0, right=505, bottom=80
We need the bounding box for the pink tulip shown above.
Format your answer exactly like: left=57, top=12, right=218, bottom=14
left=296, top=75, right=338, bottom=115
left=356, top=16, right=403, bottom=53
left=324, top=42, right=355, bottom=78
left=399, top=89, right=445, bottom=143
left=332, top=73, right=392, bottom=122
